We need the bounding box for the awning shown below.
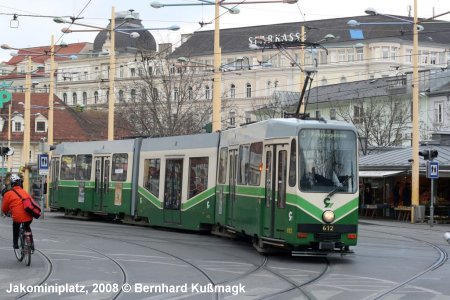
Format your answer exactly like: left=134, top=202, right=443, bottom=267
left=359, top=170, right=404, bottom=178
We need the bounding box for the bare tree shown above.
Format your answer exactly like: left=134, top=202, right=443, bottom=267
left=249, top=91, right=299, bottom=121
left=116, top=51, right=215, bottom=137
left=337, top=95, right=411, bottom=155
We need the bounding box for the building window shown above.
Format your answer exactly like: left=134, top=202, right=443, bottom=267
left=338, top=49, right=346, bottom=62
left=246, top=83, right=252, bottom=98
left=72, top=92, right=77, bottom=105
left=245, top=111, right=251, bottom=124
left=131, top=89, right=136, bottom=101
left=13, top=121, right=22, bottom=132
left=330, top=108, right=336, bottom=120
left=205, top=85, right=210, bottom=100
left=230, top=84, right=236, bottom=99
left=36, top=121, right=46, bottom=132
left=130, top=68, right=136, bottom=77
left=152, top=88, right=159, bottom=100
left=173, top=88, right=179, bottom=102
left=356, top=48, right=364, bottom=61
left=94, top=91, right=99, bottom=104
left=435, top=102, right=444, bottom=124
left=188, top=86, right=193, bottom=100
left=229, top=111, right=236, bottom=127
left=405, top=49, right=413, bottom=63
left=119, top=65, right=124, bottom=78
left=82, top=92, right=87, bottom=105
left=119, top=90, right=124, bottom=102
left=353, top=105, right=363, bottom=124
left=63, top=93, right=67, bottom=103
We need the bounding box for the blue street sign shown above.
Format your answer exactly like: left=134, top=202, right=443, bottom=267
left=38, top=153, right=49, bottom=175
left=427, top=161, right=439, bottom=179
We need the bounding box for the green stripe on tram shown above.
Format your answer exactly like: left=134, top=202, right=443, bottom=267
left=182, top=187, right=215, bottom=210
left=138, top=186, right=162, bottom=209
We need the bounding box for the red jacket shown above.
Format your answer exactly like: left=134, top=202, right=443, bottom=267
left=1, top=186, right=33, bottom=223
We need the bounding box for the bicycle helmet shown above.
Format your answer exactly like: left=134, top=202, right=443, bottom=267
left=10, top=174, right=22, bottom=187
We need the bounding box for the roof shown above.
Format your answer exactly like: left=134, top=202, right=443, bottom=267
left=93, top=17, right=156, bottom=54
left=172, top=15, right=450, bottom=58
left=0, top=93, right=132, bottom=143
left=5, top=43, right=92, bottom=66
left=308, top=77, right=407, bottom=104
left=360, top=145, right=450, bottom=170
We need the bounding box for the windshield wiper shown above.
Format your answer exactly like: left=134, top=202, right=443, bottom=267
left=325, top=175, right=351, bottom=199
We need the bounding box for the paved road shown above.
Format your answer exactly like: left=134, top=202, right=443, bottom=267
left=0, top=213, right=449, bottom=300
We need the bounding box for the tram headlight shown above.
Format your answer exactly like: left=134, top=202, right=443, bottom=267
left=322, top=210, right=335, bottom=223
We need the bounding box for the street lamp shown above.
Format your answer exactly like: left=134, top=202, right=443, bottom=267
left=349, top=3, right=420, bottom=222
left=152, top=0, right=298, bottom=131
left=55, top=7, right=180, bottom=140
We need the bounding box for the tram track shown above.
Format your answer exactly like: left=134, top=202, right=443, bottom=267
left=256, top=257, right=330, bottom=300
left=0, top=233, right=54, bottom=300
left=43, top=223, right=334, bottom=300
left=362, top=227, right=448, bottom=300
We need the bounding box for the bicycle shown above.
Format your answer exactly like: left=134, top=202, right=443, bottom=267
left=14, top=223, right=32, bottom=266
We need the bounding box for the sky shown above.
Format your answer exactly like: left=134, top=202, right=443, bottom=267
left=0, top=0, right=448, bottom=62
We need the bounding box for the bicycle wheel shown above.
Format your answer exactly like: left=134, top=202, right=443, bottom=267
left=23, top=235, right=31, bottom=266
left=14, top=231, right=24, bottom=262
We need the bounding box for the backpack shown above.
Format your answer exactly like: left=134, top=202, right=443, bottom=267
left=12, top=189, right=41, bottom=219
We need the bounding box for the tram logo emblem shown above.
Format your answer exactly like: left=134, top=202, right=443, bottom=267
left=323, top=197, right=333, bottom=208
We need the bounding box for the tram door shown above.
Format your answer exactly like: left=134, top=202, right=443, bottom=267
left=263, top=144, right=288, bottom=239
left=226, top=149, right=238, bottom=227
left=93, top=156, right=111, bottom=212
left=163, top=158, right=182, bottom=224
left=49, top=158, right=60, bottom=207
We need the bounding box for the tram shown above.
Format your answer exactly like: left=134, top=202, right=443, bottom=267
left=49, top=118, right=359, bottom=255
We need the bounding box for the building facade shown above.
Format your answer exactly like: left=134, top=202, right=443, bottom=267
left=1, top=13, right=449, bottom=134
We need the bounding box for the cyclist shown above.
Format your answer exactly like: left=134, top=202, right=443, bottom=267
left=1, top=174, right=34, bottom=251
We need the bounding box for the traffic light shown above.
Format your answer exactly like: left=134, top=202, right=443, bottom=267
left=0, top=147, right=13, bottom=156
left=430, top=150, right=438, bottom=159
left=0, top=147, right=9, bottom=156
left=418, top=150, right=430, bottom=160
left=419, top=149, right=438, bottom=160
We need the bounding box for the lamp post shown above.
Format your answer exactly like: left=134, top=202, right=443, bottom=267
left=23, top=56, right=31, bottom=192
left=151, top=0, right=297, bottom=131
left=356, top=3, right=420, bottom=223
left=55, top=7, right=180, bottom=140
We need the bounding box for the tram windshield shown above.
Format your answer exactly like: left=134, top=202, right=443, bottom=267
left=299, top=129, right=357, bottom=193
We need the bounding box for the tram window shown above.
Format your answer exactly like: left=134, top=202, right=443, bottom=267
left=218, top=147, right=228, bottom=184
left=278, top=150, right=287, bottom=208
left=144, top=158, right=160, bottom=197
left=238, top=144, right=250, bottom=185
left=248, top=142, right=262, bottom=186
left=75, top=154, right=92, bottom=181
left=111, top=153, right=128, bottom=182
left=289, top=139, right=297, bottom=187
left=188, top=157, right=209, bottom=198
left=164, top=159, right=183, bottom=210
left=60, top=155, right=76, bottom=180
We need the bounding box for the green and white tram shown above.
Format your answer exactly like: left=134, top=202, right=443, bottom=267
left=215, top=119, right=358, bottom=255
left=49, top=118, right=358, bottom=255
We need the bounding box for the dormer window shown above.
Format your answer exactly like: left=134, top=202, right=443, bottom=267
left=12, top=115, right=24, bottom=132
left=35, top=114, right=48, bottom=133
